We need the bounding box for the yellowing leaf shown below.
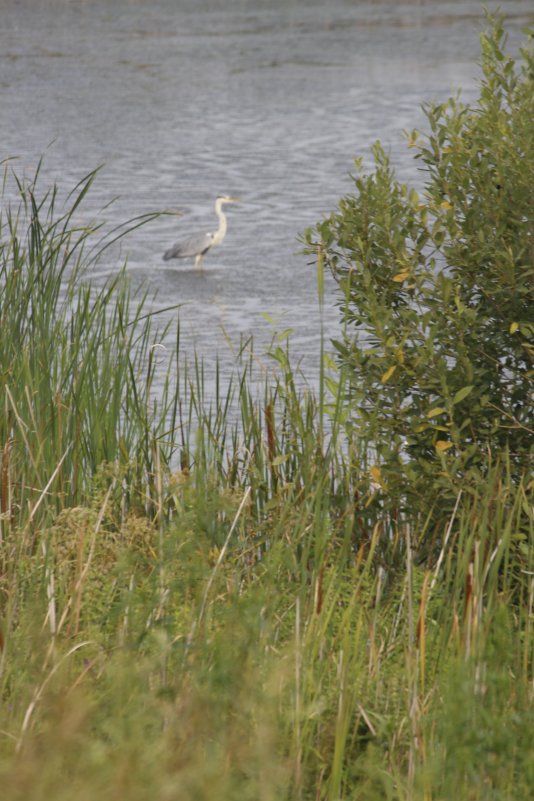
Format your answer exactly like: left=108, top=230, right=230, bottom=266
left=510, top=322, right=519, bottom=334
left=435, top=440, right=453, bottom=452
left=393, top=271, right=410, bottom=282
left=271, top=454, right=289, bottom=467
left=323, top=353, right=337, bottom=370
left=370, top=466, right=382, bottom=485
left=427, top=407, right=447, bottom=418
left=369, top=465, right=387, bottom=492
left=381, top=365, right=397, bottom=383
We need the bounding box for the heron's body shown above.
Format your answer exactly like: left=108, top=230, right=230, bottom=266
left=163, top=195, right=239, bottom=268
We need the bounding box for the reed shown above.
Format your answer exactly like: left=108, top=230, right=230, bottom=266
left=0, top=164, right=182, bottom=536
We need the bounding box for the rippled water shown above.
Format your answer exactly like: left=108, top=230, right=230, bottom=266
left=1, top=0, right=531, bottom=395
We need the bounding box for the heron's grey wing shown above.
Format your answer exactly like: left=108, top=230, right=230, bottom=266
left=163, top=231, right=214, bottom=261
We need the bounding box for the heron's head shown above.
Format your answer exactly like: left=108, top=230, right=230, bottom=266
left=216, top=195, right=240, bottom=206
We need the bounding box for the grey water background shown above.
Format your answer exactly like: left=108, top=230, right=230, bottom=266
left=1, top=0, right=532, bottom=398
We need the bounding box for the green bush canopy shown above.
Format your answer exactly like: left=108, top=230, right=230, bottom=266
left=306, top=14, right=534, bottom=516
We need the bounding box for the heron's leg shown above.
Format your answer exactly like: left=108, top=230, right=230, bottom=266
left=194, top=253, right=204, bottom=269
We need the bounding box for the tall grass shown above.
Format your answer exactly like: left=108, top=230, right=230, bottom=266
left=0, top=163, right=183, bottom=533
left=0, top=167, right=532, bottom=800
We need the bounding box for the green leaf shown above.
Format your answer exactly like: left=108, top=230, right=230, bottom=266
left=317, top=247, right=325, bottom=304
left=452, top=385, right=474, bottom=405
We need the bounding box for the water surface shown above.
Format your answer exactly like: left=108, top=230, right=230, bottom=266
left=1, top=0, right=531, bottom=393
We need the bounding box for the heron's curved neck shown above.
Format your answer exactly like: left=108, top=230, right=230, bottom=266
left=212, top=200, right=228, bottom=245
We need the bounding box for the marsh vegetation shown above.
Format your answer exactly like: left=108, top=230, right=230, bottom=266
left=0, top=16, right=532, bottom=801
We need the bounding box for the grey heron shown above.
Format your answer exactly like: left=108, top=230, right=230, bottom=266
left=163, top=195, right=240, bottom=268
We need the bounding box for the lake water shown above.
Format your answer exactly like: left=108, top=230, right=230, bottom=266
left=1, top=0, right=532, bottom=397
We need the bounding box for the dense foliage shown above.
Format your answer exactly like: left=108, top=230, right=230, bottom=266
left=306, top=15, right=533, bottom=516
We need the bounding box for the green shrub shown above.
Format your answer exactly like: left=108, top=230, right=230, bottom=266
left=305, top=15, right=534, bottom=519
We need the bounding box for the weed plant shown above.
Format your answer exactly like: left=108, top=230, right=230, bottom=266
left=0, top=15, right=533, bottom=801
